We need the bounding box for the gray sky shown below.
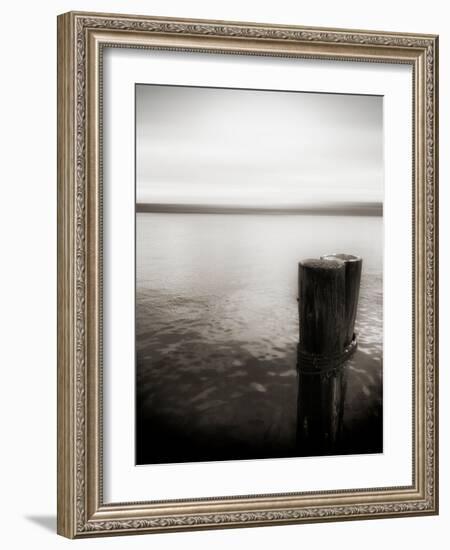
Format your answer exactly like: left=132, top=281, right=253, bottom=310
left=136, top=84, right=383, bottom=207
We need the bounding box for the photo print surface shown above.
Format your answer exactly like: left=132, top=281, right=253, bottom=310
left=135, top=84, right=383, bottom=465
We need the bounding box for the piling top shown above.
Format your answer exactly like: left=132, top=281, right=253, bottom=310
left=299, top=258, right=345, bottom=271
left=321, top=253, right=361, bottom=263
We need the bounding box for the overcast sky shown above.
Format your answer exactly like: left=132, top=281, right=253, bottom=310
left=136, top=84, right=383, bottom=207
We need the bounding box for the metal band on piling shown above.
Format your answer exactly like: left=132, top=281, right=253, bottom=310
left=297, top=334, right=357, bottom=375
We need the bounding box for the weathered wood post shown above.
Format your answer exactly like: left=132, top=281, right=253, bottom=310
left=321, top=254, right=362, bottom=347
left=296, top=256, right=360, bottom=455
left=321, top=253, right=362, bottom=446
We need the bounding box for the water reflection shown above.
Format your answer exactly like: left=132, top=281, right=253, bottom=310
left=296, top=361, right=348, bottom=455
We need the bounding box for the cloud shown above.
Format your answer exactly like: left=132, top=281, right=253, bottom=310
left=136, top=85, right=383, bottom=207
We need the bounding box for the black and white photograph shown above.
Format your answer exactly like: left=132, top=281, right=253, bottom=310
left=135, top=83, right=383, bottom=465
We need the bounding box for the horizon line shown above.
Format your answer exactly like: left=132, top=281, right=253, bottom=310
left=136, top=202, right=383, bottom=216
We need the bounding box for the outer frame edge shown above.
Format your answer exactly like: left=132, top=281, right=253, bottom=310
left=57, top=11, right=76, bottom=540
left=56, top=11, right=439, bottom=538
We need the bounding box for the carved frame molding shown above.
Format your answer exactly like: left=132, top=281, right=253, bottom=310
left=57, top=11, right=438, bottom=538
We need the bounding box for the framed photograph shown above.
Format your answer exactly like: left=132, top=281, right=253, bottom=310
left=57, top=11, right=439, bottom=538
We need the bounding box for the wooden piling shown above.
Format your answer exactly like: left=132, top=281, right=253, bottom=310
left=298, top=259, right=346, bottom=354
left=296, top=255, right=362, bottom=454
left=321, top=254, right=362, bottom=346
left=296, top=258, right=347, bottom=453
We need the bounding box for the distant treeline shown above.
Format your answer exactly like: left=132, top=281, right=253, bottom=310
left=136, top=202, right=383, bottom=216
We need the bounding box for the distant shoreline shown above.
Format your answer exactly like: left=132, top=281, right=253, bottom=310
left=136, top=202, right=383, bottom=217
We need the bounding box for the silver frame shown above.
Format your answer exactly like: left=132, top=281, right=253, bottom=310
left=57, top=11, right=439, bottom=538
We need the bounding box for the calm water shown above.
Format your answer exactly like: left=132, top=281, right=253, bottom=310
left=136, top=213, right=383, bottom=464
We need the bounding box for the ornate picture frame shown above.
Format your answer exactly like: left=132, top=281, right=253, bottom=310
left=57, top=11, right=438, bottom=538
